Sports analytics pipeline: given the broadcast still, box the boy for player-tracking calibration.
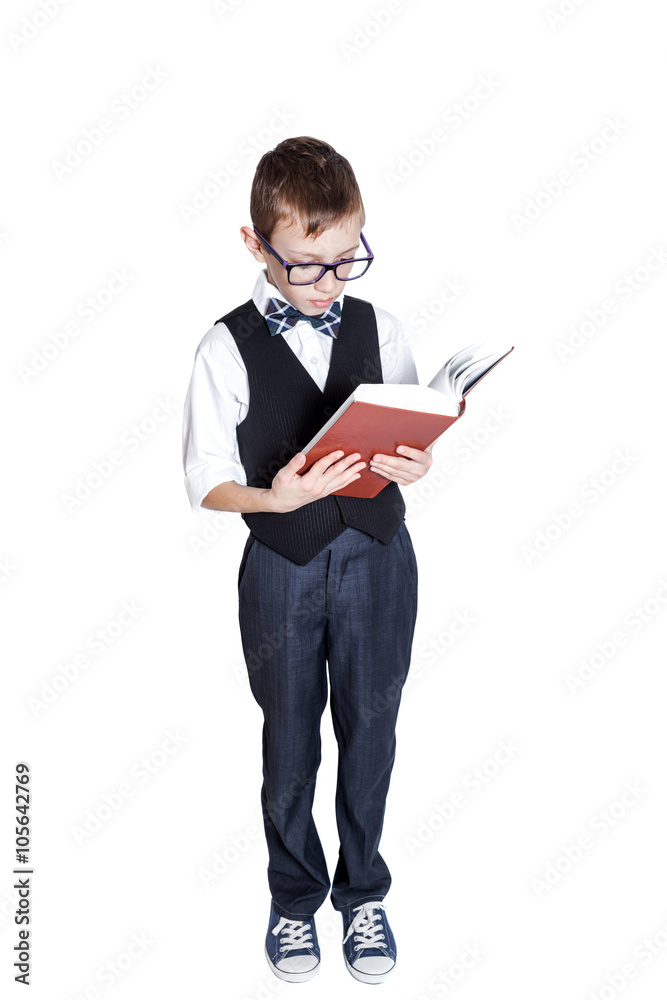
[182,137,433,985]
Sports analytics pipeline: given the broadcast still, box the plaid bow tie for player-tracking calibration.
[265,297,342,339]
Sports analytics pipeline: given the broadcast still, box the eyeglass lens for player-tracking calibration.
[288,258,371,285]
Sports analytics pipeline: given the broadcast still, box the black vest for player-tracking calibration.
[215,295,406,566]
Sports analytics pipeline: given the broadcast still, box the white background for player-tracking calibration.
[2,1,666,998]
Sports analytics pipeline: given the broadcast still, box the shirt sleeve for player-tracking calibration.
[182,332,248,516]
[374,305,419,385]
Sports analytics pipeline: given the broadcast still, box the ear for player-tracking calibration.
[240,226,267,264]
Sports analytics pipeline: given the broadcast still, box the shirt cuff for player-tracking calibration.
[184,463,247,516]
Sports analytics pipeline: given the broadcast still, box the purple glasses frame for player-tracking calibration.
[253,227,374,285]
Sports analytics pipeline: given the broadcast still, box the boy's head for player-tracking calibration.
[240,137,368,316]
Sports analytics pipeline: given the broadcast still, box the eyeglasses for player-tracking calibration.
[253,227,374,285]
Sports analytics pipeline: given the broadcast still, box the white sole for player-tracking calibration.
[264,943,320,982]
[343,950,396,984]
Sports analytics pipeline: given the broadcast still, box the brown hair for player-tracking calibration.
[250,136,365,241]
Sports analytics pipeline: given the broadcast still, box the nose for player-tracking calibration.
[311,267,339,296]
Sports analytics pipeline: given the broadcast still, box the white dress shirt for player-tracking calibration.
[182,269,419,516]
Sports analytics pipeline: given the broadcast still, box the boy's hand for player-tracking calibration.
[368,443,434,485]
[268,450,366,513]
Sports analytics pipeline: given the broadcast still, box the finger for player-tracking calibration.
[320,460,365,487]
[372,469,414,485]
[318,451,362,474]
[370,456,404,472]
[299,454,363,486]
[329,463,365,490]
[310,450,351,471]
[370,458,419,480]
[335,460,366,479]
[291,451,341,477]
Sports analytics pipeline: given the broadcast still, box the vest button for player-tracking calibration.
[323,406,333,416]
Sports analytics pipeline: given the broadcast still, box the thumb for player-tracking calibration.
[285,452,306,477]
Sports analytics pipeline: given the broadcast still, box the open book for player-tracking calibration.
[298,342,514,498]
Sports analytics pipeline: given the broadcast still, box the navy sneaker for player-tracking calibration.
[264,900,320,982]
[341,900,396,984]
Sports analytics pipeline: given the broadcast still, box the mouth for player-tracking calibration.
[308,298,334,309]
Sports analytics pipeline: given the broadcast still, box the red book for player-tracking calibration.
[298,343,514,498]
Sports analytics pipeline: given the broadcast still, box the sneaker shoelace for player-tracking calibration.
[343,901,387,951]
[271,916,314,954]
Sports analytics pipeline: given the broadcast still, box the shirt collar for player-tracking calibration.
[251,268,346,318]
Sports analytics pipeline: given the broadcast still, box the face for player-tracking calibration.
[241,215,363,315]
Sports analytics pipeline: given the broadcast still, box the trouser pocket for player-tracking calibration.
[237,533,257,593]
